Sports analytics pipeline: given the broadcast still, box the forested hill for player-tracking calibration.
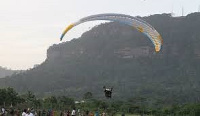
[0,66,21,78]
[1,13,200,105]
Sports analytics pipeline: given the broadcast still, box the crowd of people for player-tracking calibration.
[0,107,108,116]
[60,109,104,116]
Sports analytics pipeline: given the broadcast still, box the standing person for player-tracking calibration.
[77,109,81,116]
[1,107,5,116]
[71,108,76,116]
[26,109,34,116]
[94,111,99,116]
[89,112,94,116]
[10,108,14,116]
[38,110,41,116]
[30,108,36,116]
[42,109,46,116]
[59,111,64,116]
[66,110,70,116]
[101,111,106,116]
[85,110,89,116]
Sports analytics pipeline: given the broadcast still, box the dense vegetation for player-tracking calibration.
[0,13,200,108]
[1,88,200,116]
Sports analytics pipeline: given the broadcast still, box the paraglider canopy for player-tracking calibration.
[60,13,163,52]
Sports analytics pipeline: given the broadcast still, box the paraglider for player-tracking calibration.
[60,13,163,52]
[103,86,113,98]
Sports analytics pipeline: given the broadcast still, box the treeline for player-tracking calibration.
[1,88,200,116]
[0,87,75,110]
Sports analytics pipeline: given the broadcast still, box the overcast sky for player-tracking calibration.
[0,0,199,70]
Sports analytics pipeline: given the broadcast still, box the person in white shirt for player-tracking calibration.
[22,109,27,116]
[1,107,5,114]
[26,109,34,116]
[71,108,76,116]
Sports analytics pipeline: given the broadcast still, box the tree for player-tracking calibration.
[43,96,58,109]
[57,96,75,110]
[23,91,37,107]
[0,88,7,106]
[0,87,22,106]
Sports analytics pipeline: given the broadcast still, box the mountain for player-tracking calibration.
[1,13,200,105]
[0,66,21,78]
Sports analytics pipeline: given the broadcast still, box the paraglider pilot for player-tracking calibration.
[103,86,113,98]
